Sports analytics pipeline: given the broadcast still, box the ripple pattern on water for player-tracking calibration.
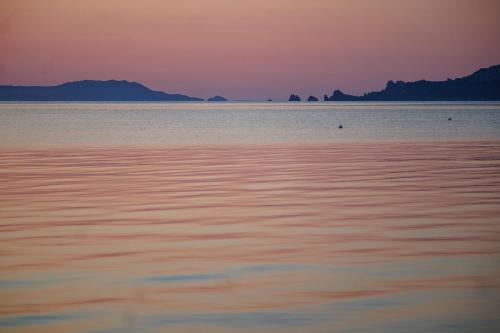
[1,141,500,332]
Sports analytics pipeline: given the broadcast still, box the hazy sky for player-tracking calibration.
[1,0,499,100]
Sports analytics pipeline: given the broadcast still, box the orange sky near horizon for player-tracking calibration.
[1,0,500,100]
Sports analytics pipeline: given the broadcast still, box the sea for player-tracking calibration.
[1,102,500,333]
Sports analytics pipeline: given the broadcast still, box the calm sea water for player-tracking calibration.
[0,102,500,146]
[1,102,500,333]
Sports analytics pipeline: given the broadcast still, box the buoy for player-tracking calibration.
[448,117,452,121]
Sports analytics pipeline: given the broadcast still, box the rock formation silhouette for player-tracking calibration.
[324,64,500,101]
[207,95,228,102]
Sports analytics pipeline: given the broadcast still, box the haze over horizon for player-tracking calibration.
[1,0,500,101]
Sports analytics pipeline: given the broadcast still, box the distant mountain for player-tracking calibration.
[307,95,319,102]
[0,80,203,101]
[289,94,301,101]
[325,64,500,101]
[207,95,228,102]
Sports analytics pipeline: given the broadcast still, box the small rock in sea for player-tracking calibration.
[338,124,343,129]
[207,95,228,102]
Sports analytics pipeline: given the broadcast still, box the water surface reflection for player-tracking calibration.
[1,142,500,332]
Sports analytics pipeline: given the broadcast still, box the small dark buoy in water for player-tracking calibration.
[338,124,343,129]
[448,117,452,121]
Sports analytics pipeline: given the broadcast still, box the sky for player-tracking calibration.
[1,0,500,101]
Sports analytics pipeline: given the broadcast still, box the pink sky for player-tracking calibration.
[1,0,500,100]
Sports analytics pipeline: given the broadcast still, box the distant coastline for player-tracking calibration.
[323,64,500,101]
[289,64,500,102]
[0,80,203,102]
[1,64,499,102]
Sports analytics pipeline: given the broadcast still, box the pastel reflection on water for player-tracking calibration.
[1,141,500,332]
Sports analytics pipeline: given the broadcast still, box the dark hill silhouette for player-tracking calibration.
[307,95,319,101]
[0,80,203,101]
[289,94,301,101]
[207,95,228,102]
[325,64,500,101]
